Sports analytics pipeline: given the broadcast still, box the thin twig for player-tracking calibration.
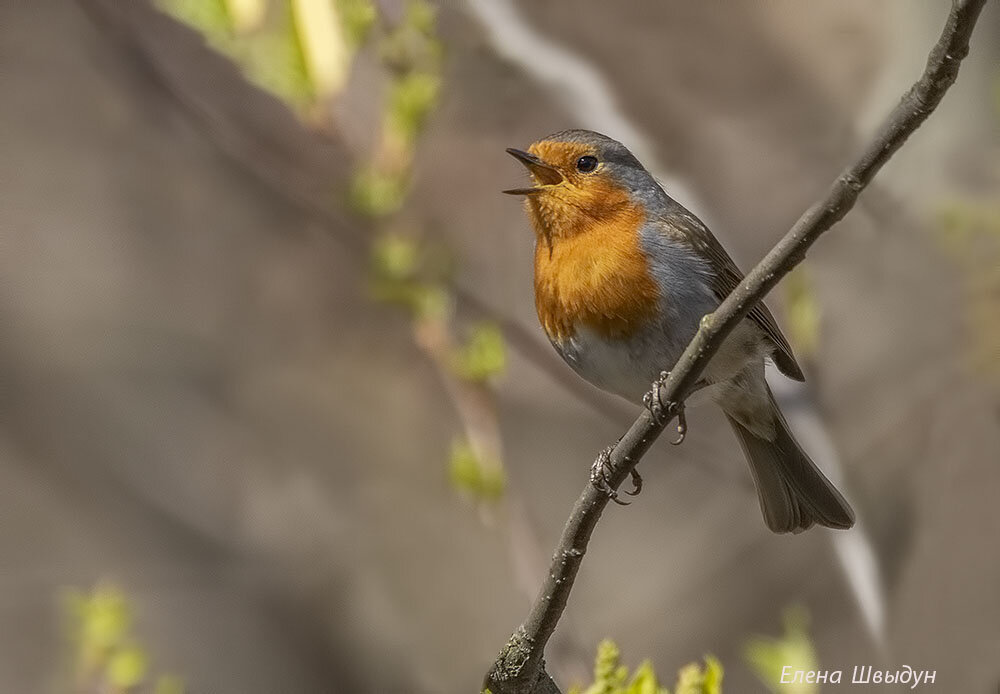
[483,1,988,691]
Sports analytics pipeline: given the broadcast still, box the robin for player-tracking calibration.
[504,129,854,533]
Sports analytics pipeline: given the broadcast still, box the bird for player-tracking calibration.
[504,129,854,534]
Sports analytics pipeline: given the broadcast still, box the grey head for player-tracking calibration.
[538,129,661,198]
[504,128,680,215]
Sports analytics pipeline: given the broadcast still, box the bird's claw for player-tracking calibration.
[643,371,687,445]
[590,444,642,505]
[625,466,643,496]
[670,405,687,445]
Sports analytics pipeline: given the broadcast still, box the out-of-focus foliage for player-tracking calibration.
[378,0,442,74]
[291,0,349,99]
[350,167,410,219]
[223,0,267,32]
[346,1,510,505]
[63,585,184,694]
[157,0,375,108]
[673,657,723,694]
[247,5,314,106]
[386,71,441,143]
[783,265,821,361]
[568,640,722,694]
[351,0,443,218]
[335,0,377,48]
[156,0,437,176]
[158,0,505,500]
[743,606,818,694]
[379,0,443,139]
[929,76,1000,383]
[451,323,507,383]
[448,437,506,501]
[158,0,231,44]
[935,200,1000,382]
[369,233,452,320]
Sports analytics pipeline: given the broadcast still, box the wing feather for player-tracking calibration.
[654,210,805,381]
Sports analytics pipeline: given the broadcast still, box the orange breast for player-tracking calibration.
[532,197,660,342]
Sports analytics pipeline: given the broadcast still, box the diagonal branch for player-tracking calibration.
[483,1,989,692]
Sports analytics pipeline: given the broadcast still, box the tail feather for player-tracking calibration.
[725,393,855,534]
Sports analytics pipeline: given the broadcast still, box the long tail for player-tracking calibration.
[725,391,855,534]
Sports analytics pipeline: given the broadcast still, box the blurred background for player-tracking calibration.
[3,1,999,692]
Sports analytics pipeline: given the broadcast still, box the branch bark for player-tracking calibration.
[483,1,989,692]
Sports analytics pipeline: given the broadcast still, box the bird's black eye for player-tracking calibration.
[575,155,598,173]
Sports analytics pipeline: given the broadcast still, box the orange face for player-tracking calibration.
[506,139,660,342]
[507,140,636,250]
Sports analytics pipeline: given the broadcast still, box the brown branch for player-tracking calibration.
[483,1,989,692]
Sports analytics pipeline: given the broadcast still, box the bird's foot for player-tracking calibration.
[589,444,642,505]
[643,371,688,445]
[590,445,626,505]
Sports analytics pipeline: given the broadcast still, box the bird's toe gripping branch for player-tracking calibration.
[589,443,642,505]
[643,371,687,445]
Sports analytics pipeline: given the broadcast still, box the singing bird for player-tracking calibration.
[505,129,854,533]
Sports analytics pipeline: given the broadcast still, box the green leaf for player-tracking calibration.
[350,167,409,217]
[62,585,186,694]
[336,0,377,48]
[79,587,133,652]
[450,323,506,382]
[448,438,505,501]
[572,640,692,694]
[291,0,358,99]
[106,643,149,689]
[701,656,723,694]
[591,639,628,693]
[448,438,481,494]
[625,661,667,694]
[223,0,266,32]
[591,640,628,694]
[744,606,817,694]
[242,3,314,106]
[674,656,723,694]
[156,0,233,45]
[372,233,419,281]
[386,71,441,143]
[158,0,318,108]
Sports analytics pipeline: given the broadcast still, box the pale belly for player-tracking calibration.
[552,325,675,403]
[551,319,771,407]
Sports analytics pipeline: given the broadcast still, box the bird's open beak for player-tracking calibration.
[503,148,563,195]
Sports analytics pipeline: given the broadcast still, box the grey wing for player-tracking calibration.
[658,210,806,382]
